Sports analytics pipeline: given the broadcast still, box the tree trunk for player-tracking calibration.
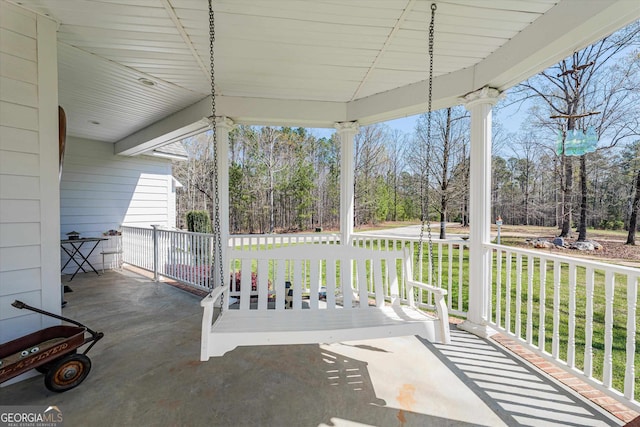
[559,157,574,236]
[268,169,275,233]
[626,167,640,245]
[393,173,398,221]
[524,170,530,226]
[440,108,452,239]
[577,155,588,241]
[559,134,574,237]
[440,198,447,239]
[462,145,469,227]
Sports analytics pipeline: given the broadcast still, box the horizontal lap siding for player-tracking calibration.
[60,136,174,273]
[0,1,60,343]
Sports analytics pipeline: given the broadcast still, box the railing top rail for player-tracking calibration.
[121,226,214,238]
[230,233,339,238]
[485,242,640,275]
[354,233,469,244]
[229,243,404,260]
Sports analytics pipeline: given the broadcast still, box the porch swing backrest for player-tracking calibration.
[199,244,450,359]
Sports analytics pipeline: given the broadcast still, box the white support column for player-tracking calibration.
[459,87,501,338]
[335,121,359,245]
[214,116,234,287]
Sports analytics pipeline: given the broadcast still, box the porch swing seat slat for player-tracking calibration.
[200,245,451,359]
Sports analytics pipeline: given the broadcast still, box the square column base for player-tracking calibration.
[457,320,497,339]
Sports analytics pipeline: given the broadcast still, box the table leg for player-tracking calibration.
[61,243,83,271]
[72,240,103,277]
[66,242,90,281]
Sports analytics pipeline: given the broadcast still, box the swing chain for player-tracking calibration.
[417,3,437,286]
[209,0,225,308]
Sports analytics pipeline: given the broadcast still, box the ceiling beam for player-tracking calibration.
[347,68,474,125]
[115,96,347,155]
[161,0,210,81]
[115,96,210,156]
[350,0,417,101]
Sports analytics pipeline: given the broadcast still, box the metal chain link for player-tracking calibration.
[208,0,224,308]
[418,3,437,286]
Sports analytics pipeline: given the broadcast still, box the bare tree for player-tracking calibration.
[385,129,407,221]
[354,124,388,226]
[415,107,469,238]
[513,23,640,239]
[509,133,542,225]
[626,141,640,244]
[628,168,640,245]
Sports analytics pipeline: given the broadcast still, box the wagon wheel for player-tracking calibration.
[44,353,91,392]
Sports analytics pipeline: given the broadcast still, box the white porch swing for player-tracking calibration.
[200,2,450,360]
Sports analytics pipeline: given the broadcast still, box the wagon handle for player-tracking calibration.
[11,300,103,349]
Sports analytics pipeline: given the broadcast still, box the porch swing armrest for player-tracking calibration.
[200,285,227,362]
[406,280,447,296]
[406,279,451,343]
[200,285,227,308]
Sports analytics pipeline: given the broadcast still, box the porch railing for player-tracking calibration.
[120,225,639,408]
[486,242,640,407]
[122,226,215,291]
[121,226,154,272]
[229,233,340,249]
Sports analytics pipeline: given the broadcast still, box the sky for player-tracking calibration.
[309,102,527,141]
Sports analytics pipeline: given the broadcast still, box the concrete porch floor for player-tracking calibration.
[1,270,622,426]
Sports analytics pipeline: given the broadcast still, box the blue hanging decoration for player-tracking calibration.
[556,131,562,156]
[584,126,598,153]
[556,127,598,156]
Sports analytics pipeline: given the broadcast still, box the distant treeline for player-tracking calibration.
[173,119,639,235]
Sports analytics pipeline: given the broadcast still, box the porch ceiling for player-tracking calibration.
[10,0,640,152]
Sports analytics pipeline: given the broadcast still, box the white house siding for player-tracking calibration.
[0,1,60,344]
[60,137,175,273]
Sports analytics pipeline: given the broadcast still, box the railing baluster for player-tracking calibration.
[603,270,615,388]
[505,251,512,334]
[567,263,577,368]
[448,243,453,313]
[458,242,463,313]
[151,225,159,281]
[488,246,494,326]
[552,261,561,360]
[515,254,522,339]
[418,240,424,283]
[495,248,502,328]
[624,274,637,400]
[538,259,546,352]
[526,255,533,345]
[584,266,594,378]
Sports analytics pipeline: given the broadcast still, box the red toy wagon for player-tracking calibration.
[0,301,103,392]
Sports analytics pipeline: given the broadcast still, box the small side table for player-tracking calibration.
[60,237,108,281]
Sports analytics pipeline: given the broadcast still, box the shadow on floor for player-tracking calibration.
[420,329,619,427]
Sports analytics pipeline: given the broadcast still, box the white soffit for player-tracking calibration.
[8,0,640,150]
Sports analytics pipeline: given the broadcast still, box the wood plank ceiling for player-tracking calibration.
[7,0,634,144]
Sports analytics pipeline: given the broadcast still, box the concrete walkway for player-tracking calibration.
[1,270,620,426]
